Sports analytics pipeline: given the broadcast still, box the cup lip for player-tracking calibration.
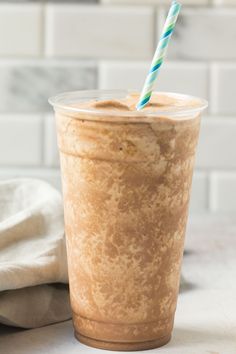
[48,89,208,119]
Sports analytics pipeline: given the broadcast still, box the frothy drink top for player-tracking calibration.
[69,92,203,121]
[54,91,205,165]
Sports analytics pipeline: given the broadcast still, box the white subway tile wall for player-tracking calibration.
[99,61,209,98]
[44,114,59,167]
[210,63,236,115]
[210,173,236,212]
[0,0,235,214]
[189,172,209,213]
[0,114,42,166]
[0,60,97,112]
[196,119,236,169]
[0,4,42,57]
[213,0,236,5]
[45,5,154,59]
[102,0,210,4]
[162,9,236,61]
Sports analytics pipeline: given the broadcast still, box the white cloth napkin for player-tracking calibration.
[0,178,71,328]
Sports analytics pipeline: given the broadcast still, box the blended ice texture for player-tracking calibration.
[54,92,202,350]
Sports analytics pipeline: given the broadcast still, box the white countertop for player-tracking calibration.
[1,215,236,354]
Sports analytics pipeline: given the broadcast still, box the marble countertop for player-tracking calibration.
[0,215,236,354]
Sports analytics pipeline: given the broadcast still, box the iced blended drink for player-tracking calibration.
[49,90,207,351]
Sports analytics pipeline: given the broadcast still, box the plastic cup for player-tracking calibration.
[49,90,207,351]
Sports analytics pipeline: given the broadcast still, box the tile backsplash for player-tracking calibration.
[0,60,97,112]
[45,5,154,59]
[0,0,235,214]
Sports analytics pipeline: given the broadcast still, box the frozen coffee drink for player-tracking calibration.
[49,90,207,351]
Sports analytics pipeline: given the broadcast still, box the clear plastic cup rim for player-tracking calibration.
[48,89,208,121]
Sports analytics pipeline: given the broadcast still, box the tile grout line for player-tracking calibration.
[206,171,211,212]
[208,171,216,212]
[209,62,218,115]
[206,61,211,108]
[40,2,46,58]
[41,114,46,167]
[43,1,50,59]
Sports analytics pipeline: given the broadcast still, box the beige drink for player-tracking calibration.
[49,90,207,351]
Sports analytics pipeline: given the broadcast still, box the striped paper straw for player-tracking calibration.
[136,1,181,110]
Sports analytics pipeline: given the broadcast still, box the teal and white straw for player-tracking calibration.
[136,1,181,110]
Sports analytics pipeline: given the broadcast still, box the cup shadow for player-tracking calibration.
[180,248,198,293]
[179,276,198,293]
[183,249,195,256]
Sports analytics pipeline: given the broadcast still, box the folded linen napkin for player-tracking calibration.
[0,178,71,328]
